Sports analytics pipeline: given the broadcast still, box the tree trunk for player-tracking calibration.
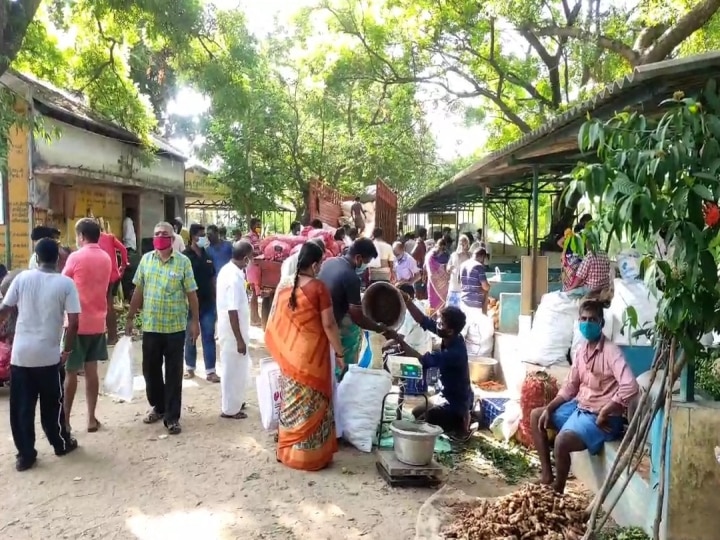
[0,1,43,78]
[541,191,583,251]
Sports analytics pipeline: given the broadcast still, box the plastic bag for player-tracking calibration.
[489,400,521,442]
[256,357,282,431]
[103,336,134,402]
[336,365,392,452]
[617,249,641,281]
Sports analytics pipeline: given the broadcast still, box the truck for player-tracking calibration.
[256,178,398,329]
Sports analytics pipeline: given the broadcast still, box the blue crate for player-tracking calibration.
[480,397,510,428]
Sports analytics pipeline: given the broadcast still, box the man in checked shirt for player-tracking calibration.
[530,300,639,493]
[126,222,200,436]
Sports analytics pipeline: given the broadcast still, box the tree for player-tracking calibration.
[2,0,210,143]
[177,10,443,220]
[310,0,720,230]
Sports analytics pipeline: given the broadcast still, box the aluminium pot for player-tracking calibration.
[390,420,443,466]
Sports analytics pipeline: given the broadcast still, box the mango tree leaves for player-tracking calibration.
[571,81,720,343]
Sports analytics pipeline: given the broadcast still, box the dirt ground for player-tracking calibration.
[0,327,515,540]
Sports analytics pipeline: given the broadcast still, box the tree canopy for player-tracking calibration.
[2,0,720,229]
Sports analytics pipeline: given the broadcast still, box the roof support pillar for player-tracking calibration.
[530,166,540,314]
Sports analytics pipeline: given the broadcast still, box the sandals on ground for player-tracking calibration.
[220,411,248,419]
[166,422,182,435]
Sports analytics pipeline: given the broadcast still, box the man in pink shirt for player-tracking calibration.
[62,218,112,433]
[98,229,128,344]
[530,299,639,493]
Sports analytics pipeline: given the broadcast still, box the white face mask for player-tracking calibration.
[197,236,209,248]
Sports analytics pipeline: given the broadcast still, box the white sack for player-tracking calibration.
[609,278,659,346]
[103,336,134,402]
[336,365,392,452]
[461,305,494,357]
[523,291,579,367]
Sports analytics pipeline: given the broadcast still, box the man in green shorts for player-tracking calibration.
[62,218,113,433]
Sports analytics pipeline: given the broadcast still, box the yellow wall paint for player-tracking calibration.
[185,167,226,204]
[70,185,123,239]
[0,119,31,268]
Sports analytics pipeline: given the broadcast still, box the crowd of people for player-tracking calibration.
[0,217,258,472]
[0,212,630,487]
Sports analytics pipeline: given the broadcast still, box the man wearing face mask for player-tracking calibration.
[182,224,219,383]
[384,296,473,437]
[317,238,385,379]
[126,222,200,435]
[530,300,638,494]
[216,240,253,419]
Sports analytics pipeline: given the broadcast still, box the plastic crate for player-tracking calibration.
[479,397,510,428]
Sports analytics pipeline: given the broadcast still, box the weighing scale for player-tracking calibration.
[375,356,445,488]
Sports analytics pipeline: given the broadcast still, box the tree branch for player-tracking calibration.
[526,25,640,66]
[640,0,720,65]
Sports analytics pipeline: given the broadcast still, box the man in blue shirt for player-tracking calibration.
[385,294,473,436]
[206,224,233,272]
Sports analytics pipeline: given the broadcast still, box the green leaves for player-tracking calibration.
[573,80,720,343]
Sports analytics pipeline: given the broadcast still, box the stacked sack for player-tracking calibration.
[516,371,559,448]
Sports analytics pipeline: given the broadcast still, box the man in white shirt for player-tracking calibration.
[368,227,394,283]
[1,239,82,471]
[216,240,253,419]
[123,209,137,252]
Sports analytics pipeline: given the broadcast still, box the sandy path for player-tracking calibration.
[0,328,512,540]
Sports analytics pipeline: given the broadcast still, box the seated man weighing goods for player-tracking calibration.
[385,291,473,436]
[530,300,639,493]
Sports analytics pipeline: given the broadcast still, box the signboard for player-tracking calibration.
[184,167,223,200]
[428,213,457,226]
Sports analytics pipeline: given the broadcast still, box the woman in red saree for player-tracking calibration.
[425,238,450,310]
[264,242,344,471]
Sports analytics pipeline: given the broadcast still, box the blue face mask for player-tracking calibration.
[197,236,209,248]
[578,320,603,341]
[356,263,368,275]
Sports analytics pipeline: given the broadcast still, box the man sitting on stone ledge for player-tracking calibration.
[530,299,639,493]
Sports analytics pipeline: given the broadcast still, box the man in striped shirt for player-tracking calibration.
[460,247,490,312]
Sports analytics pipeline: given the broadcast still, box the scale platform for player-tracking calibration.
[375,449,444,488]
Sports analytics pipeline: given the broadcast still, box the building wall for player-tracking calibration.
[35,119,185,193]
[0,114,32,268]
[667,400,720,540]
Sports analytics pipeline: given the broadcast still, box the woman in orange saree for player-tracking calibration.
[264,242,345,471]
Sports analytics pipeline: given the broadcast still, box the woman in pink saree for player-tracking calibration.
[425,238,450,310]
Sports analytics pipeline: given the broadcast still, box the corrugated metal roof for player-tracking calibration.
[2,70,186,160]
[408,51,720,212]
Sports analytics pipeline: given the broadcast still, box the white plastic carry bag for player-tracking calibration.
[336,365,392,452]
[256,357,282,431]
[103,336,134,402]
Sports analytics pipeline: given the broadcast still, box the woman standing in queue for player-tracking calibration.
[425,237,450,312]
[264,242,344,471]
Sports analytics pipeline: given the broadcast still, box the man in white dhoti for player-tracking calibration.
[216,240,254,419]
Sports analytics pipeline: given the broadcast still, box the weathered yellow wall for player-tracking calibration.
[667,400,720,540]
[0,117,31,268]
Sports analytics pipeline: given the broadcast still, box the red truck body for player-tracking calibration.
[257,178,398,328]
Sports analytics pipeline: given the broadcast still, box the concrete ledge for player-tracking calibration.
[572,441,658,537]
